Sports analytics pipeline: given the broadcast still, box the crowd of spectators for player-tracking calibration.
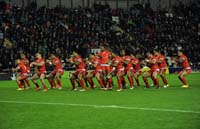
[0,1,200,71]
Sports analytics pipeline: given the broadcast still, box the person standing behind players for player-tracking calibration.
[131,53,142,86]
[30,53,48,92]
[154,50,169,88]
[121,50,134,89]
[142,52,160,89]
[20,53,31,89]
[47,53,64,90]
[98,45,112,88]
[69,51,86,91]
[12,59,29,91]
[176,50,192,88]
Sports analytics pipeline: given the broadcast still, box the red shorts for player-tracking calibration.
[125,67,134,73]
[134,69,142,74]
[181,68,192,75]
[113,69,125,76]
[51,69,64,76]
[19,74,28,79]
[36,71,47,76]
[74,69,86,76]
[149,69,160,74]
[90,69,103,76]
[101,65,112,74]
[159,67,167,73]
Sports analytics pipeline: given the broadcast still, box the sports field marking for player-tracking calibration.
[0,100,199,114]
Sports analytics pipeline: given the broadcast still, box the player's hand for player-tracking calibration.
[145,59,150,62]
[30,62,35,67]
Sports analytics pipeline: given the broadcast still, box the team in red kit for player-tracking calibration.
[13,45,192,92]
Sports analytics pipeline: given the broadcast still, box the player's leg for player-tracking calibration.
[142,72,151,88]
[55,71,64,90]
[106,66,113,88]
[24,78,31,89]
[95,71,105,89]
[116,71,123,91]
[178,70,189,88]
[16,76,25,90]
[39,73,48,92]
[31,73,40,91]
[127,70,134,89]
[70,73,77,91]
[160,69,169,88]
[86,72,95,89]
[47,72,56,89]
[134,72,140,86]
[152,71,160,89]
[78,72,86,91]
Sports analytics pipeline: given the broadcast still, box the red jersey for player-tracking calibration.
[98,51,111,64]
[73,56,85,70]
[17,62,28,75]
[122,56,133,69]
[34,58,46,73]
[91,57,102,70]
[52,57,63,71]
[179,55,191,69]
[112,56,124,70]
[149,56,159,71]
[21,58,30,72]
[132,57,141,71]
[156,54,167,68]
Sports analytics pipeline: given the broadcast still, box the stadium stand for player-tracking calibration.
[0,1,200,71]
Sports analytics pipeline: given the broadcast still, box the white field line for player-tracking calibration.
[0,100,199,114]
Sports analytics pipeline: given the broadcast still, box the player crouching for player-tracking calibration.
[109,53,126,91]
[13,59,29,91]
[68,51,86,91]
[47,53,64,90]
[121,50,134,89]
[142,52,160,89]
[30,53,48,92]
[176,50,192,88]
[86,53,105,90]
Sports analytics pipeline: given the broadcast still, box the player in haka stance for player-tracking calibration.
[69,50,86,91]
[142,52,160,89]
[176,50,192,88]
[85,53,105,90]
[30,53,48,92]
[20,53,31,89]
[121,50,134,89]
[98,45,113,88]
[131,53,142,86]
[109,53,126,91]
[154,50,169,88]
[13,59,29,90]
[47,53,64,90]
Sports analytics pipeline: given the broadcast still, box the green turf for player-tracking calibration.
[0,72,200,129]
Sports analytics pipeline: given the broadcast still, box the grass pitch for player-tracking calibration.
[0,72,200,129]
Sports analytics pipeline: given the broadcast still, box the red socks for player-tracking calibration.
[70,79,76,89]
[97,79,105,88]
[117,77,122,89]
[161,76,168,85]
[48,79,56,88]
[57,79,62,88]
[128,76,134,87]
[79,79,85,89]
[87,78,94,89]
[179,76,187,85]
[143,77,149,88]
